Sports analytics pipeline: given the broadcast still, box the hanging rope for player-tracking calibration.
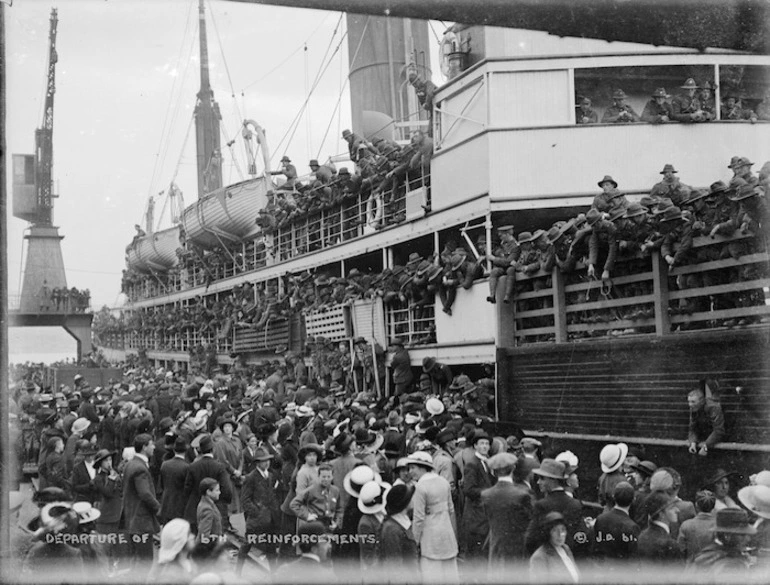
[316,17,371,157]
[146,0,197,206]
[271,13,346,160]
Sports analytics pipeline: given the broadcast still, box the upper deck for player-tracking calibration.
[431,33,770,212]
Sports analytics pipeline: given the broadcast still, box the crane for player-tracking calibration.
[35,8,58,226]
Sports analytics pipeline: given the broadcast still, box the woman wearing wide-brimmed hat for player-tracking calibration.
[529,512,580,584]
[702,468,740,511]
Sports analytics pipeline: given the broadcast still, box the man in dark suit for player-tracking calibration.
[158,437,190,524]
[482,452,533,570]
[122,433,160,577]
[637,491,684,563]
[525,459,587,556]
[182,433,232,532]
[70,445,98,503]
[388,338,413,398]
[237,446,281,574]
[593,481,641,573]
[461,430,496,572]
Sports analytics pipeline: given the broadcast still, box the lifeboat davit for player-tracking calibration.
[181,176,272,249]
[126,225,182,272]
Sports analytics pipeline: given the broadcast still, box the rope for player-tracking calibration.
[146,0,197,207]
[316,16,370,158]
[271,13,346,161]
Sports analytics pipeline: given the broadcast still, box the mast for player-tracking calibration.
[194,0,222,198]
[35,8,58,226]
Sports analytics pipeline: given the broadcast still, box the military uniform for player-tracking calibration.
[487,227,520,303]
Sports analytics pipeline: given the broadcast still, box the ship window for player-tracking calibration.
[347,251,383,276]
[392,235,434,267]
[719,65,770,114]
[574,64,714,122]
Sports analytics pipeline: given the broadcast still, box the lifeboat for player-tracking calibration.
[125,225,182,272]
[181,176,273,249]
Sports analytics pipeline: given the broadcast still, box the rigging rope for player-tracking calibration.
[239,12,334,92]
[146,0,196,209]
[272,13,346,161]
[316,16,371,158]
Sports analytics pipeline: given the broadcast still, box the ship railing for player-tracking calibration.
[385,299,437,346]
[510,231,770,345]
[125,169,431,300]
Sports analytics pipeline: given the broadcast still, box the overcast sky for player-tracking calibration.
[6,0,441,311]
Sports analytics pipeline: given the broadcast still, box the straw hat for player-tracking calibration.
[738,485,770,520]
[344,465,381,498]
[357,481,391,515]
[405,451,435,471]
[599,443,628,473]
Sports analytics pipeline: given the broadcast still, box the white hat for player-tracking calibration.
[751,470,770,487]
[296,405,315,418]
[599,443,628,473]
[158,518,192,564]
[72,501,101,524]
[40,502,76,533]
[71,418,91,435]
[405,451,435,470]
[426,397,445,416]
[404,413,421,425]
[344,465,380,498]
[358,481,391,515]
[738,485,770,520]
[556,451,579,471]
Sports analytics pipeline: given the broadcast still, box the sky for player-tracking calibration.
[5,0,443,313]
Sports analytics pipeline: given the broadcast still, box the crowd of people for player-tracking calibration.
[34,281,91,314]
[7,360,770,584]
[576,78,770,125]
[482,156,769,337]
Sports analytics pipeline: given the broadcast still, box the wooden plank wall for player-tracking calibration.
[498,327,770,445]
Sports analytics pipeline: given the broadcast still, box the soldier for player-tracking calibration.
[587,208,618,281]
[341,129,377,163]
[728,157,758,188]
[601,89,640,123]
[575,96,598,124]
[593,175,629,213]
[699,81,718,119]
[721,93,757,122]
[269,155,298,190]
[641,87,673,124]
[660,206,694,269]
[672,78,710,122]
[650,164,692,206]
[484,225,520,304]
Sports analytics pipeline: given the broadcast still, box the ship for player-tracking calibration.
[106,1,770,493]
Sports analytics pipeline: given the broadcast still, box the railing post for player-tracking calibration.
[651,252,671,336]
[552,268,568,343]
